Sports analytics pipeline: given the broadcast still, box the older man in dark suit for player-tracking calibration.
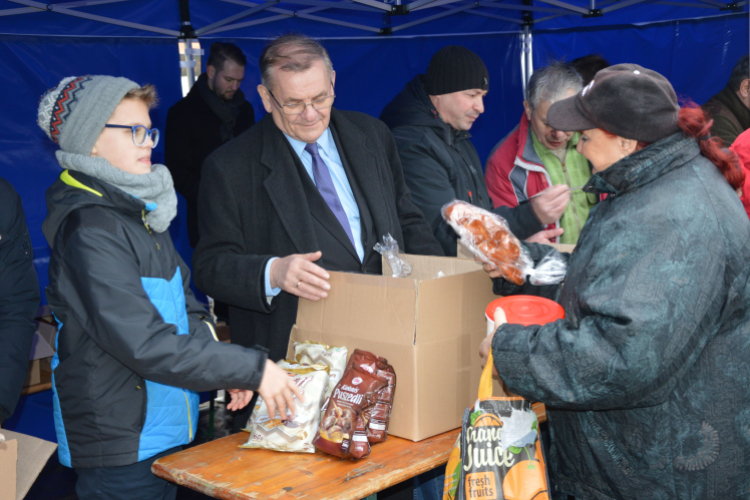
[193,34,442,387]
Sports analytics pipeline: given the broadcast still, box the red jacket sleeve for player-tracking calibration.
[485,126,523,209]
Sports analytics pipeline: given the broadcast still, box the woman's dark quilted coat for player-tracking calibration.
[492,133,750,499]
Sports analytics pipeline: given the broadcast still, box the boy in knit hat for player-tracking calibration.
[38,75,302,500]
[379,46,567,256]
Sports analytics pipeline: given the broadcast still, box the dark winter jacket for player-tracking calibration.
[491,133,750,499]
[43,170,267,469]
[165,76,255,247]
[379,75,542,255]
[703,84,750,146]
[0,177,40,425]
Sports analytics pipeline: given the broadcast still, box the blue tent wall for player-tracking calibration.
[533,14,749,105]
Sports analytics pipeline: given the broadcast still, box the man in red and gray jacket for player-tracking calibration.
[485,62,596,245]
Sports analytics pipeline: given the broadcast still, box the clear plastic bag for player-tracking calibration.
[242,361,329,453]
[374,233,412,278]
[442,200,566,286]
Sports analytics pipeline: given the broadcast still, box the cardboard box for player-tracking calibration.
[289,254,499,442]
[0,436,16,500]
[0,430,57,500]
[23,360,41,387]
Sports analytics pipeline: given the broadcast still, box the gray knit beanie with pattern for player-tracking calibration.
[37,75,139,155]
[37,75,178,233]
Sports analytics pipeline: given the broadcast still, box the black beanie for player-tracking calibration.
[424,46,489,96]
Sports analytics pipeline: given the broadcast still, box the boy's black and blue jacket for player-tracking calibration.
[43,169,267,469]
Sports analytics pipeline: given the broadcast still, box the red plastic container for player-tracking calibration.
[485,295,565,334]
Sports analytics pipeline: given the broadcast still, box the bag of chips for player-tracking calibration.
[294,341,348,402]
[241,361,329,454]
[313,349,394,459]
[442,352,550,500]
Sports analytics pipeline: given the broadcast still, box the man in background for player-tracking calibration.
[571,53,610,85]
[485,62,595,245]
[165,42,255,249]
[703,55,750,146]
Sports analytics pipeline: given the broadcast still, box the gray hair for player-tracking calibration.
[526,62,583,110]
[259,33,334,91]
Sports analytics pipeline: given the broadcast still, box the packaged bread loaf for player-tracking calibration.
[241,361,329,453]
[313,349,394,459]
[442,200,567,286]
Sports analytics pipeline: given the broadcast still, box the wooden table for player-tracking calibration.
[152,429,460,500]
[152,403,545,500]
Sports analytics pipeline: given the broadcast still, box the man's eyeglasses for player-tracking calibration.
[104,125,160,148]
[266,87,335,116]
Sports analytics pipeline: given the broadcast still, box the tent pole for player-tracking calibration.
[178,0,201,97]
[521,0,533,98]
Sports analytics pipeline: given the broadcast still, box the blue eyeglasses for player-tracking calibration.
[104,124,160,148]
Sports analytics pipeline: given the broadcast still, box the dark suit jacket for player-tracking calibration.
[164,83,255,247]
[193,109,443,361]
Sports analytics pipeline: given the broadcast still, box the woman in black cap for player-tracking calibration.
[480,64,750,499]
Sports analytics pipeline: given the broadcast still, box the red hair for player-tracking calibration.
[677,103,744,190]
[599,103,744,190]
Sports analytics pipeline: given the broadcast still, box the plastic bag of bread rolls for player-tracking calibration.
[442,200,566,285]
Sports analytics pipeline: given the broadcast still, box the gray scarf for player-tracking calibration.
[56,151,177,233]
[196,72,245,144]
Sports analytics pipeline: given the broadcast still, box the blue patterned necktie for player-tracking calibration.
[304,142,356,248]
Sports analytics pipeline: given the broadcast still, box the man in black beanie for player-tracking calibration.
[380,46,567,256]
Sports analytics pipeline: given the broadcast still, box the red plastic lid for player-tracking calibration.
[485,296,565,326]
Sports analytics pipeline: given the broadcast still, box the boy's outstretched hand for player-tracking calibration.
[258,360,305,420]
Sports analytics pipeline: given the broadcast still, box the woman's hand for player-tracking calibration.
[480,308,507,377]
[226,389,254,411]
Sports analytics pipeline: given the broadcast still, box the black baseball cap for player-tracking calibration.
[546,63,680,143]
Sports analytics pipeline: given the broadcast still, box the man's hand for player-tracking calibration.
[530,185,570,225]
[270,251,330,301]
[258,360,305,420]
[525,227,564,244]
[479,308,506,377]
[226,389,254,411]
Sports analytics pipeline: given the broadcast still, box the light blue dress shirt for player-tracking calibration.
[264,128,364,296]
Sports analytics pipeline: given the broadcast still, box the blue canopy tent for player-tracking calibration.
[0,0,747,303]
